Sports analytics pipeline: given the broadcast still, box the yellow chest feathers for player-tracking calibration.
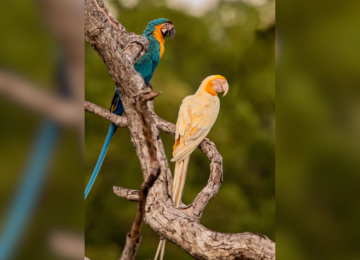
[153,24,165,59]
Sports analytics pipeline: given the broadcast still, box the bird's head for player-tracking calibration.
[144,18,175,40]
[201,75,229,97]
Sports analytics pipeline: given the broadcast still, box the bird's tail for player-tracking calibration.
[154,157,190,260]
[173,157,190,207]
[84,123,117,199]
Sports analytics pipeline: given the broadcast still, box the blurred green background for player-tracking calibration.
[85,0,275,259]
[0,1,83,259]
[277,0,360,259]
[4,0,360,259]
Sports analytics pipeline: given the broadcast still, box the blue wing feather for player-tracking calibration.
[135,55,153,83]
[135,38,160,84]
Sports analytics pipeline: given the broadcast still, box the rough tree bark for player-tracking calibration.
[85,0,275,259]
[120,91,162,260]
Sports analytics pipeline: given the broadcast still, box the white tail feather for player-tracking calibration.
[154,157,190,260]
[173,157,190,207]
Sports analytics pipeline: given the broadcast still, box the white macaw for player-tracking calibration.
[155,75,229,260]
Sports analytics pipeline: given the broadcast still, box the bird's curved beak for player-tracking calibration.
[162,26,176,40]
[222,81,229,97]
[212,79,229,97]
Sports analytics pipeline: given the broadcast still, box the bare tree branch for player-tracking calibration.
[120,234,142,260]
[85,0,148,89]
[120,91,162,260]
[179,138,224,219]
[113,186,139,202]
[84,101,128,127]
[85,0,275,259]
[0,71,80,127]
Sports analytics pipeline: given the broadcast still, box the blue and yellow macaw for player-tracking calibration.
[85,18,175,199]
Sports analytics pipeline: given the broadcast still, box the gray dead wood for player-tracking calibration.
[120,91,162,260]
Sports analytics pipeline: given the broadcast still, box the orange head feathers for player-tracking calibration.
[152,22,175,59]
[200,75,229,97]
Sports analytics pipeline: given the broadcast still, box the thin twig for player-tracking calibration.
[84,101,128,127]
[113,186,139,202]
[0,71,80,126]
[119,91,161,260]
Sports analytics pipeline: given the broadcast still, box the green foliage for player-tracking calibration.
[85,0,275,259]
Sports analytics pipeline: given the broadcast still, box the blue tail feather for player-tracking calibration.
[85,123,117,199]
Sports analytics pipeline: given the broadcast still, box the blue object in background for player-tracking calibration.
[0,121,59,260]
[0,50,70,260]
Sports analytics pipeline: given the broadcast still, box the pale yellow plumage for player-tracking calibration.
[172,77,221,206]
[155,75,229,260]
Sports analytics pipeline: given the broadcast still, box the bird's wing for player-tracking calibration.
[172,95,219,162]
[134,39,160,84]
[134,53,153,82]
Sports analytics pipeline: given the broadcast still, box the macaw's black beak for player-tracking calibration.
[169,27,175,40]
[163,27,176,40]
